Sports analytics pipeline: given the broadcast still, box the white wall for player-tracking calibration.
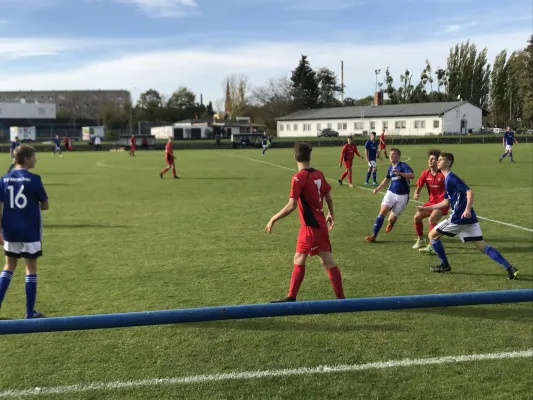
[151,126,174,139]
[442,103,482,134]
[0,103,56,119]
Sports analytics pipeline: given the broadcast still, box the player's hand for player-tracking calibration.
[372,188,379,194]
[416,205,428,212]
[461,209,472,219]
[339,163,342,168]
[265,219,275,233]
[413,193,420,201]
[392,169,401,176]
[326,214,334,231]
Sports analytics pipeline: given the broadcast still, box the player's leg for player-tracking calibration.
[383,148,388,158]
[366,203,391,242]
[508,146,515,162]
[365,165,372,184]
[347,164,353,186]
[171,163,179,178]
[160,161,171,178]
[419,209,444,253]
[24,258,41,318]
[0,255,18,310]
[372,166,378,185]
[386,194,408,232]
[499,146,509,161]
[413,208,431,249]
[339,168,348,183]
[318,252,345,299]
[427,220,459,272]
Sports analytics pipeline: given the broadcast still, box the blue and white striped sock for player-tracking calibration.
[0,270,14,307]
[25,275,38,316]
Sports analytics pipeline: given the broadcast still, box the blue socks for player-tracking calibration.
[431,239,449,266]
[500,152,508,159]
[25,275,37,315]
[0,270,13,306]
[509,151,514,160]
[484,245,511,269]
[372,170,377,183]
[366,171,371,183]
[373,214,385,237]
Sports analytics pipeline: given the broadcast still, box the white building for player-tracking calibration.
[276,101,486,137]
[0,102,56,119]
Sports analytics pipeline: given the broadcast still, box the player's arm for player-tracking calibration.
[413,184,424,200]
[461,189,474,218]
[41,200,49,210]
[417,198,449,211]
[373,177,390,193]
[325,192,335,230]
[265,198,297,233]
[354,145,362,158]
[365,148,369,162]
[339,147,345,166]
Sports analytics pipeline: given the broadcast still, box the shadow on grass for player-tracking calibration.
[451,271,533,281]
[44,172,84,175]
[44,224,131,229]
[403,305,533,323]
[44,183,77,186]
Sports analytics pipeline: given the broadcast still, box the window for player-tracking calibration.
[342,122,347,130]
[382,121,388,129]
[395,120,406,129]
[414,120,425,129]
[303,123,311,131]
[370,121,375,129]
[279,124,284,131]
[337,122,343,130]
[303,124,307,131]
[293,124,298,131]
[327,123,332,129]
[354,122,364,129]
[433,120,439,128]
[316,123,321,131]
[286,124,291,131]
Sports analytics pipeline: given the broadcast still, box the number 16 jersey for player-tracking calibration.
[0,169,48,243]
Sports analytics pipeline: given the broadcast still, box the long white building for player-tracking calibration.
[0,102,56,119]
[276,101,486,137]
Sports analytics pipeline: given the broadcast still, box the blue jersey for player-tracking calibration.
[10,141,20,156]
[444,171,478,225]
[261,135,268,146]
[0,169,48,242]
[52,138,60,147]
[386,161,413,195]
[503,131,515,146]
[365,140,378,161]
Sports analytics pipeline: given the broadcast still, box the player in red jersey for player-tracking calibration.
[265,142,345,302]
[159,137,179,179]
[377,129,388,159]
[338,136,363,187]
[129,135,136,157]
[412,149,449,252]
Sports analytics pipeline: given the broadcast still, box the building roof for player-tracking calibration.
[276,101,488,121]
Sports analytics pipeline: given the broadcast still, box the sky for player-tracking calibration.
[0,0,531,109]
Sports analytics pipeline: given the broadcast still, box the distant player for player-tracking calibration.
[265,142,345,302]
[0,145,49,318]
[130,135,136,157]
[498,127,517,163]
[52,135,62,158]
[412,149,448,252]
[160,137,179,179]
[261,133,268,156]
[377,129,388,159]
[7,136,20,173]
[338,136,363,187]
[417,152,519,279]
[365,148,414,242]
[63,136,69,152]
[364,132,379,185]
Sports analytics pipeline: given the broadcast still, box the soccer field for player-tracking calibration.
[0,143,532,399]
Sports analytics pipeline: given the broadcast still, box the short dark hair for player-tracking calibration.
[370,131,376,136]
[294,142,312,162]
[390,147,401,156]
[14,145,36,165]
[440,152,454,166]
[428,149,441,158]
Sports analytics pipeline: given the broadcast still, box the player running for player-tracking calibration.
[338,136,362,187]
[7,136,20,173]
[412,149,449,252]
[159,137,179,179]
[498,127,517,163]
[261,133,269,156]
[51,135,62,158]
[365,148,415,242]
[266,142,345,302]
[417,152,519,279]
[0,145,49,318]
[130,135,136,157]
[377,129,388,159]
[365,132,379,185]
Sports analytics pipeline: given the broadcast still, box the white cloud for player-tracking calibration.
[112,0,197,17]
[0,31,529,108]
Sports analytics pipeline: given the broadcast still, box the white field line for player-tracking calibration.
[0,350,530,397]
[96,160,157,171]
[216,152,533,233]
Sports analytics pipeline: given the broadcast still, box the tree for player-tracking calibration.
[206,101,215,117]
[435,67,448,94]
[167,87,196,109]
[252,76,294,118]
[223,74,250,118]
[315,67,343,107]
[342,97,357,106]
[137,89,164,122]
[522,35,533,127]
[490,50,509,126]
[398,69,414,103]
[290,54,319,110]
[384,66,399,104]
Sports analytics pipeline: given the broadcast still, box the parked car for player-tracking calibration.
[317,128,339,137]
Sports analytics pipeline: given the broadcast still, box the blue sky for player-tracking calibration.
[0,0,531,108]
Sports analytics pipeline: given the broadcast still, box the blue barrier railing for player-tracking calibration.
[1,289,531,335]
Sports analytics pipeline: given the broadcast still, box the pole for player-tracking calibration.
[509,91,512,127]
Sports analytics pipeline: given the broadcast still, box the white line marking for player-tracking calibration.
[96,160,157,171]
[0,350,530,397]
[216,152,533,233]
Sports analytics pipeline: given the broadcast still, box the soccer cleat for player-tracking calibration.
[338,179,343,185]
[510,160,516,163]
[364,181,370,185]
[507,266,519,280]
[431,264,451,273]
[419,244,436,254]
[159,173,163,179]
[498,159,502,163]
[373,182,378,186]
[385,222,394,232]
[270,296,296,303]
[365,234,376,243]
[348,184,353,188]
[174,176,180,179]
[412,237,426,249]
[25,310,43,319]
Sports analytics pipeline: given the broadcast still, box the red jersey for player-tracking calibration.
[339,143,361,162]
[416,169,446,203]
[165,142,174,158]
[290,168,331,229]
[379,132,386,146]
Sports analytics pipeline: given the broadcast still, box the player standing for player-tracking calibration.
[365,148,414,242]
[52,135,62,158]
[7,136,20,173]
[498,127,517,163]
[0,145,49,318]
[338,136,363,188]
[417,152,519,279]
[365,132,379,185]
[377,129,388,159]
[265,142,345,302]
[412,149,448,251]
[130,135,136,157]
[261,133,269,156]
[159,137,179,179]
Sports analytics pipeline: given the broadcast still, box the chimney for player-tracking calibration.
[200,93,203,105]
[374,91,384,106]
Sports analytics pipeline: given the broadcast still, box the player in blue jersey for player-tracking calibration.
[364,132,379,185]
[365,148,414,242]
[52,135,63,158]
[417,152,519,279]
[261,133,269,156]
[498,127,517,163]
[7,136,20,173]
[0,145,49,318]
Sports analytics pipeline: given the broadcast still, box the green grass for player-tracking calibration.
[0,143,532,399]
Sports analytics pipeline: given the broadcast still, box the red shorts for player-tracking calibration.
[424,200,449,215]
[131,146,136,151]
[343,160,353,169]
[379,144,386,150]
[166,157,174,166]
[296,226,331,256]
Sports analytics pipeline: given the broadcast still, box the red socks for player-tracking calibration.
[288,264,305,298]
[327,266,345,299]
[415,221,423,237]
[347,170,352,184]
[340,171,348,181]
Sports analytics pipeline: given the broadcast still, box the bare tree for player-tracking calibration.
[222,74,250,118]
